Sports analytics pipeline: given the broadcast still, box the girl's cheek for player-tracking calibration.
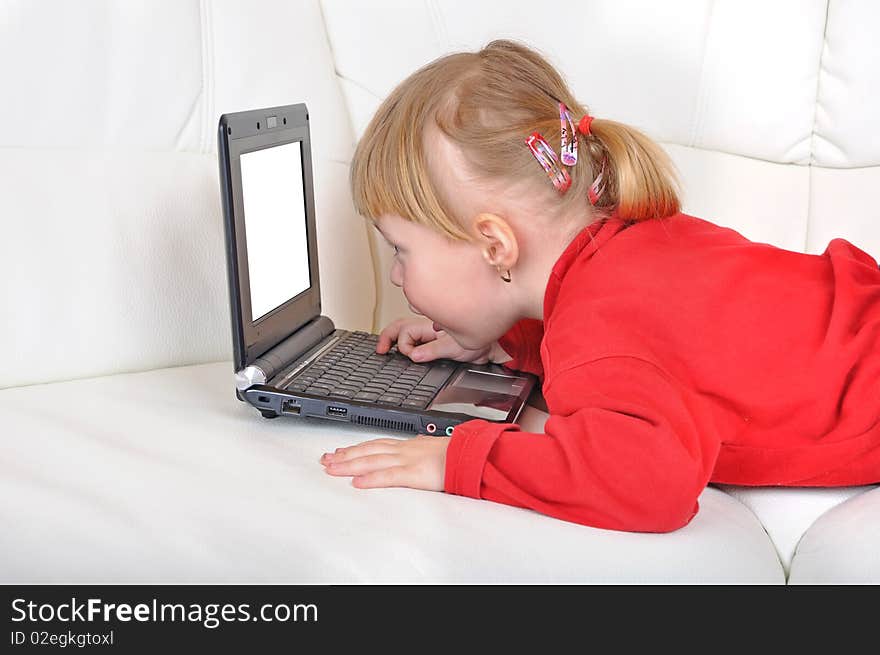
[390,260,404,287]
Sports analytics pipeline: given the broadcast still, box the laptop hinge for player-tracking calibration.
[234,315,335,391]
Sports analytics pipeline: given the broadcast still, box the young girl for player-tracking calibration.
[319,39,880,533]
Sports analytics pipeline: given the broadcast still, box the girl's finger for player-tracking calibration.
[397,322,438,357]
[352,466,410,489]
[324,453,400,477]
[376,320,404,353]
[324,438,404,462]
[396,327,417,356]
[411,332,460,362]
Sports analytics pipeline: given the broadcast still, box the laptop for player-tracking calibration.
[217,103,538,436]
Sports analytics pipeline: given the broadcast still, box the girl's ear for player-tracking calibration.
[473,212,519,270]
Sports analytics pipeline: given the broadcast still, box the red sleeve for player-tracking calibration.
[496,318,544,380]
[444,356,721,533]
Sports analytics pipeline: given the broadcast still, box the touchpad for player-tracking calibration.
[428,368,529,421]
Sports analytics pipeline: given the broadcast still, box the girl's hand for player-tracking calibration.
[377,317,497,364]
[320,435,450,491]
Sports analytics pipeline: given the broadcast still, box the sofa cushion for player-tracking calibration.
[786,485,880,584]
[712,484,878,577]
[0,361,784,583]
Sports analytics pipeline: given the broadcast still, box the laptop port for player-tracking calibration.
[281,400,301,415]
[327,406,348,417]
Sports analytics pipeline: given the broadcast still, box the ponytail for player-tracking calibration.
[586,118,682,221]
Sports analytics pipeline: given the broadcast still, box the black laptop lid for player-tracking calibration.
[217,104,322,371]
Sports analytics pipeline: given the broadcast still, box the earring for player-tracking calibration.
[499,268,511,283]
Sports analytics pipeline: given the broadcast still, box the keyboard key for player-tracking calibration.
[329,389,355,399]
[354,391,381,402]
[401,398,429,409]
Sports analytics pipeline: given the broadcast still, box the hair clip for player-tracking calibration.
[559,103,577,166]
[525,132,571,193]
[588,157,608,205]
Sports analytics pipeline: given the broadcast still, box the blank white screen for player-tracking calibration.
[239,141,311,322]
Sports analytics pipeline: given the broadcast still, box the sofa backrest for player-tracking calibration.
[1,0,374,389]
[320,0,880,330]
[5,0,880,389]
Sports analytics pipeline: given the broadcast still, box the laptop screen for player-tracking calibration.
[239,141,312,322]
[219,104,324,371]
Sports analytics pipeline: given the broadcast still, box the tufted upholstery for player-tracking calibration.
[0,0,373,390]
[1,0,877,583]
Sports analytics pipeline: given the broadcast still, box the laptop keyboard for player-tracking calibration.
[285,331,452,409]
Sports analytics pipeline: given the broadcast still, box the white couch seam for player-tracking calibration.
[317,2,382,331]
[198,0,215,155]
[805,0,831,253]
[689,0,716,148]
[427,0,451,50]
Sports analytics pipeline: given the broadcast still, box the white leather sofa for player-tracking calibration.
[2,0,878,584]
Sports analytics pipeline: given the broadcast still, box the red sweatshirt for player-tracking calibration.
[444,211,880,533]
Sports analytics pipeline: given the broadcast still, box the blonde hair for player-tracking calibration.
[351,39,682,242]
